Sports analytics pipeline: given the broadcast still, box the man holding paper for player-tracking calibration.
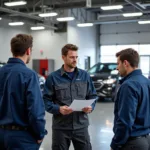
[43,44,97,150]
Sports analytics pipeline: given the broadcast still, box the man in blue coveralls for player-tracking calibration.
[43,44,97,150]
[110,48,150,150]
[0,34,47,150]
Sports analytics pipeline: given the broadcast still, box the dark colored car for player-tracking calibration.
[88,63,119,101]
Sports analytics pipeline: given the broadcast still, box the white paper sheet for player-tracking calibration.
[69,99,96,111]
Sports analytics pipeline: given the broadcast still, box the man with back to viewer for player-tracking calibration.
[0,34,47,150]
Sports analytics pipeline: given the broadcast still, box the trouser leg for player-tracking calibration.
[122,136,150,150]
[72,127,92,150]
[52,129,71,150]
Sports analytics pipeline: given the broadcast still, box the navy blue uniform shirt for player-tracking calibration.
[0,58,47,140]
[111,69,150,150]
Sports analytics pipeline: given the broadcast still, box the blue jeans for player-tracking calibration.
[0,128,41,150]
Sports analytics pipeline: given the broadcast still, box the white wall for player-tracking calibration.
[67,20,97,69]
[100,23,150,45]
[29,30,67,70]
[0,20,29,62]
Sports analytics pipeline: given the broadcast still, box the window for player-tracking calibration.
[101,45,117,56]
[117,45,139,53]
[139,45,150,55]
[88,63,117,74]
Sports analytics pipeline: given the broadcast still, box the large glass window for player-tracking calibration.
[139,45,150,55]
[88,63,117,74]
[117,45,139,53]
[100,44,150,78]
[101,45,117,63]
[101,45,117,56]
[101,56,116,63]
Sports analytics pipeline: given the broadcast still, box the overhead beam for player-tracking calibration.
[0,7,42,21]
[125,0,145,12]
[0,6,57,30]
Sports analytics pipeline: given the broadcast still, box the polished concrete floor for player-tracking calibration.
[40,100,114,150]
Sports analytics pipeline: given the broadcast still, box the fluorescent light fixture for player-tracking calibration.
[4,1,27,6]
[101,5,123,10]
[77,23,93,27]
[0,17,1,20]
[9,22,24,26]
[123,12,143,17]
[57,17,75,22]
[138,20,150,24]
[31,26,45,30]
[39,12,58,17]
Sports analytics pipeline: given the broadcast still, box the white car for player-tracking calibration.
[38,74,46,92]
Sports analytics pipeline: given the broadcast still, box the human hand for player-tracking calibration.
[60,106,73,115]
[37,139,43,144]
[82,106,92,113]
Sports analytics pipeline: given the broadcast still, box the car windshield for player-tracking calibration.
[88,63,117,74]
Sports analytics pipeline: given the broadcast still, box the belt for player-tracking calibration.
[128,134,149,141]
[0,125,28,131]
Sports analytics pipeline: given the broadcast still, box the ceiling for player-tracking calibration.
[1,0,150,29]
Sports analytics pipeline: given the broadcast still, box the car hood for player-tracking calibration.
[89,73,118,81]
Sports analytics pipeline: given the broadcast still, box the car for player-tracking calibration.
[88,62,119,101]
[0,62,6,68]
[38,74,46,92]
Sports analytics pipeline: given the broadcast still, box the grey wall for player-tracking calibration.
[68,20,97,69]
[28,30,67,70]
[100,23,150,45]
[0,19,29,62]
[0,17,97,71]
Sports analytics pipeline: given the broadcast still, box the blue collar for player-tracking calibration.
[7,58,26,66]
[119,69,142,84]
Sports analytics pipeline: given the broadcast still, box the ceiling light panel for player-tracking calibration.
[123,12,143,17]
[138,20,150,24]
[9,22,24,26]
[4,1,27,7]
[77,23,93,27]
[31,26,45,30]
[39,13,58,17]
[101,5,123,10]
[57,17,75,22]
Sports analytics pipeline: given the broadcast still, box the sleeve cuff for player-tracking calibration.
[53,105,60,114]
[110,141,122,150]
[35,129,48,140]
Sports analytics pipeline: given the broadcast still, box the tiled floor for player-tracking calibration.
[40,100,114,150]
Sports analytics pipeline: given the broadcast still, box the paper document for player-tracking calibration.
[69,99,95,111]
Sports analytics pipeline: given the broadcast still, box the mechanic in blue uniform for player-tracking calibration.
[0,34,47,150]
[43,44,97,150]
[110,48,150,150]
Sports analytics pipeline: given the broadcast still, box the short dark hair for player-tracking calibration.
[116,48,139,68]
[11,34,33,57]
[61,44,78,56]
